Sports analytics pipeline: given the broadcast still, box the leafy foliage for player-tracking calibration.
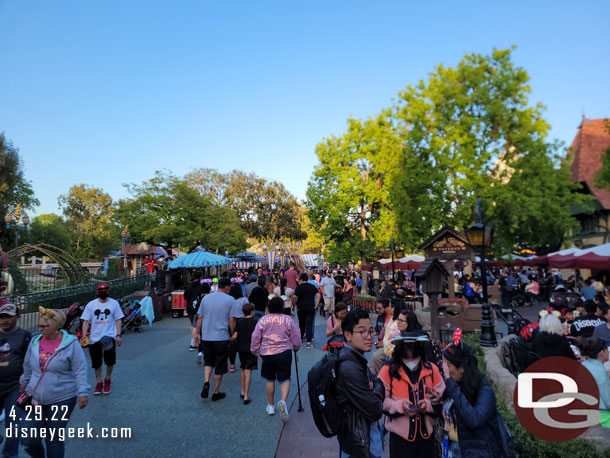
[115,171,247,253]
[58,184,118,260]
[26,213,71,251]
[186,168,306,242]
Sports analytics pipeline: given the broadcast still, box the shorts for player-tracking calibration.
[189,314,198,328]
[89,340,116,369]
[201,340,229,375]
[261,349,292,383]
[323,297,335,313]
[239,351,258,371]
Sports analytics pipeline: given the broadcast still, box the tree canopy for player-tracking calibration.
[186,168,306,242]
[306,47,585,266]
[115,171,247,253]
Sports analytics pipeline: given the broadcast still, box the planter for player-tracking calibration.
[350,295,377,313]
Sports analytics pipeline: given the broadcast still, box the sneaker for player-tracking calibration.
[244,398,251,405]
[277,400,289,423]
[201,382,210,399]
[197,352,203,365]
[266,404,275,416]
[189,345,197,351]
[94,382,103,395]
[103,379,111,394]
[306,342,312,348]
[211,392,226,401]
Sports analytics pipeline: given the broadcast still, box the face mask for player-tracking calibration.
[98,292,109,300]
[404,358,421,371]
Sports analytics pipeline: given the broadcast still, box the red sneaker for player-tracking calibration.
[94,382,103,395]
[103,379,112,394]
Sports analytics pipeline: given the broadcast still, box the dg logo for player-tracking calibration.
[514,356,601,442]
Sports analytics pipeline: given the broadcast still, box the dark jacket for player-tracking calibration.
[335,345,384,458]
[184,280,203,315]
[445,378,504,458]
[532,331,576,360]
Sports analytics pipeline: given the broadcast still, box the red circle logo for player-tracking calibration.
[513,357,600,442]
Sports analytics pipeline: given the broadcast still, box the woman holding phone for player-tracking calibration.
[378,332,445,457]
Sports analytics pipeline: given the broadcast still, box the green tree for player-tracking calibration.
[389,47,583,254]
[26,213,71,251]
[186,169,306,242]
[306,115,399,293]
[0,134,39,250]
[594,120,610,190]
[58,184,117,260]
[115,171,247,253]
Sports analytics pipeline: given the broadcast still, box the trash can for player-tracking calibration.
[171,290,186,318]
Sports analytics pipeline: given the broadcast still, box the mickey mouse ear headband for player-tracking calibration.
[453,328,462,347]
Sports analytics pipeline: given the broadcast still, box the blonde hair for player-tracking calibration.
[38,306,66,330]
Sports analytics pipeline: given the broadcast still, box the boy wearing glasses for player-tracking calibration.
[335,310,384,458]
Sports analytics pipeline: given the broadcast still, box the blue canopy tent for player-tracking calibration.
[168,251,232,269]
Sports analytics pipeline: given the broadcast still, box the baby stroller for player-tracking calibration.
[322,334,345,354]
[63,302,85,336]
[122,299,144,333]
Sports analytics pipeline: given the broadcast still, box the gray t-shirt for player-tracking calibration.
[0,327,32,393]
[320,276,336,298]
[197,292,238,341]
[592,323,610,344]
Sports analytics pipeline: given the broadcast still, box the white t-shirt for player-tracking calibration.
[82,298,125,344]
[274,286,294,309]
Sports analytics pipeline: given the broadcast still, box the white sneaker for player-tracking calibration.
[197,352,203,365]
[277,400,289,423]
[266,404,275,416]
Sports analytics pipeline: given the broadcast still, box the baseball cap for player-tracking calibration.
[96,283,110,293]
[0,300,17,316]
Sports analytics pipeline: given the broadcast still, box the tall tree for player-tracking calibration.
[26,213,71,251]
[0,134,39,250]
[115,171,247,253]
[186,169,306,242]
[306,115,399,293]
[389,47,583,254]
[58,184,117,260]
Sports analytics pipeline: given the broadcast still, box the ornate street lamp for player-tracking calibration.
[5,210,30,249]
[464,198,496,347]
[121,226,131,272]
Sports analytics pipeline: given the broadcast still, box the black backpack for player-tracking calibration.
[501,335,540,376]
[307,351,344,438]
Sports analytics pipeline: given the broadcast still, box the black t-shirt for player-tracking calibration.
[294,282,319,310]
[249,286,269,312]
[570,314,604,338]
[0,327,32,392]
[235,317,258,353]
[184,281,203,315]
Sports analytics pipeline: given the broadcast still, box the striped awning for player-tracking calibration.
[168,251,232,269]
[301,254,322,267]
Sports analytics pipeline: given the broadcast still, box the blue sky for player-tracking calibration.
[1,1,609,217]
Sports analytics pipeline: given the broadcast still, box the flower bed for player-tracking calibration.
[349,295,377,313]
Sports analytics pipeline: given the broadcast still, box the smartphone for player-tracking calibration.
[407,404,418,410]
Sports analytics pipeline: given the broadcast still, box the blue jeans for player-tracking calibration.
[0,388,20,458]
[23,396,77,458]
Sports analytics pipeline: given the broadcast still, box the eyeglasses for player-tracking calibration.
[397,318,408,323]
[352,328,376,338]
[38,324,50,329]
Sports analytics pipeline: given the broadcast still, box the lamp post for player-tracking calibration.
[5,211,30,249]
[464,198,496,347]
[121,226,131,274]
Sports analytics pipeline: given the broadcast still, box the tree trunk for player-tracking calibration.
[361,251,367,295]
[360,204,367,295]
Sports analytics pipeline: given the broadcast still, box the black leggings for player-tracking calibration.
[228,341,237,365]
[297,308,315,343]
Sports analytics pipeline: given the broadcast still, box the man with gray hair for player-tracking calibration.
[0,300,32,456]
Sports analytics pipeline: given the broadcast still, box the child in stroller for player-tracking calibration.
[63,302,85,336]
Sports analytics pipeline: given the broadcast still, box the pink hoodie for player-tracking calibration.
[250,313,302,356]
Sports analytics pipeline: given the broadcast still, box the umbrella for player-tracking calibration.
[168,251,232,269]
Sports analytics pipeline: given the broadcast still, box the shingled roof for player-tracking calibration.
[570,117,610,210]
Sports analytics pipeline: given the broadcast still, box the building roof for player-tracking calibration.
[570,117,610,209]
